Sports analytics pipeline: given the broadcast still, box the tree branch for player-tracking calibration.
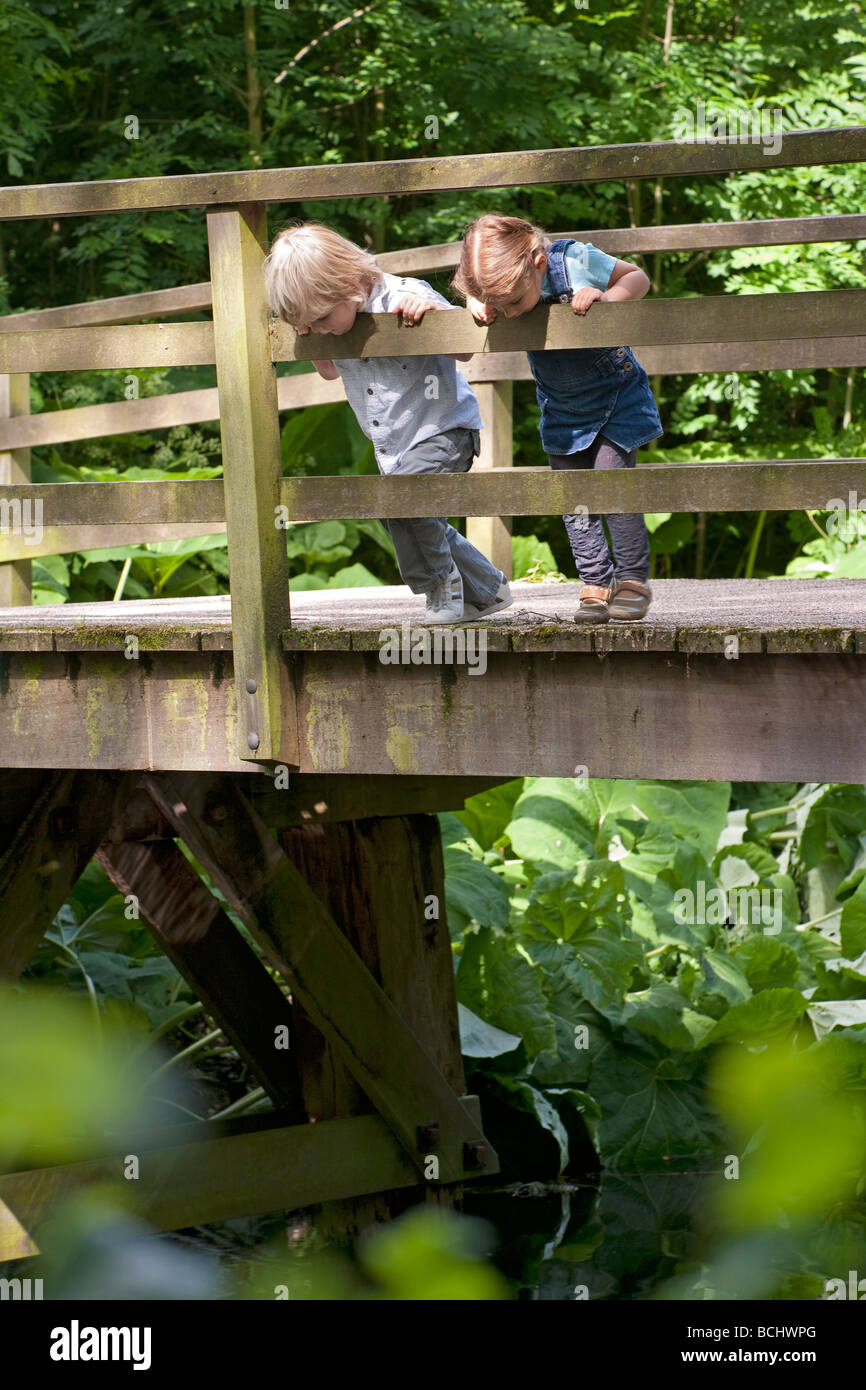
[273,2,385,85]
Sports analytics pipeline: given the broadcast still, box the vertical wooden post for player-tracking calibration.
[466,380,513,579]
[0,373,31,606]
[206,204,296,764]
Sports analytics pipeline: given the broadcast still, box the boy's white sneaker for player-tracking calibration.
[460,580,514,621]
[425,563,464,624]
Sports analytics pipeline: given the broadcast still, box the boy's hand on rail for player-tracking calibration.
[312,358,340,380]
[393,294,435,326]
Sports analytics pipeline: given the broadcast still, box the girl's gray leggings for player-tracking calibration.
[548,434,651,588]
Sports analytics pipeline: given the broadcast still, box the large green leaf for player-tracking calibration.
[455,780,525,851]
[526,931,645,1023]
[522,861,629,942]
[697,988,808,1047]
[506,778,598,866]
[798,785,866,873]
[456,927,555,1061]
[457,1003,522,1060]
[590,1041,722,1167]
[840,876,866,960]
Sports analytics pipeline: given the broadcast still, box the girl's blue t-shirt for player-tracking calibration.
[540,241,617,299]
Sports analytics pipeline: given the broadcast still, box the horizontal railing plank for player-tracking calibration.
[275,291,866,362]
[7,291,865,373]
[3,337,866,453]
[0,322,215,373]
[2,460,863,559]
[0,283,212,332]
[1,129,864,220]
[379,213,866,275]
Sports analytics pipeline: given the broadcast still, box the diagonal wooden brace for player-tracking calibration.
[0,770,128,979]
[96,837,307,1119]
[142,773,498,1184]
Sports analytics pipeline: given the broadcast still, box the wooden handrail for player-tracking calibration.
[2,213,863,334]
[1,129,864,220]
[2,291,865,374]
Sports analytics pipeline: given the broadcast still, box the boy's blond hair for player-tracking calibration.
[452,214,549,304]
[263,221,384,325]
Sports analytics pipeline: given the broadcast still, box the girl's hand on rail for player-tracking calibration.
[570,287,605,316]
[467,297,497,324]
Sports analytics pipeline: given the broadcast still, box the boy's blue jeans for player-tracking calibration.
[382,426,505,603]
[549,434,651,588]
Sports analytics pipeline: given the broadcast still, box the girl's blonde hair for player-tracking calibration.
[263,221,384,325]
[452,214,549,303]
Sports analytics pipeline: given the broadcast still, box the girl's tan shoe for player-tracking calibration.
[609,578,652,620]
[572,583,613,624]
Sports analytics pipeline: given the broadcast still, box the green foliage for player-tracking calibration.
[448,777,866,1186]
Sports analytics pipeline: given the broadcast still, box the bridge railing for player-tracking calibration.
[1,128,865,763]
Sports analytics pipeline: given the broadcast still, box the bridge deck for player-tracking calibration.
[1,580,864,781]
[1,579,865,653]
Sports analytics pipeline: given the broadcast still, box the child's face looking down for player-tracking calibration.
[488,249,548,317]
[296,301,359,336]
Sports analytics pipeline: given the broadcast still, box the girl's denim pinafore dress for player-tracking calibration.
[526,239,663,458]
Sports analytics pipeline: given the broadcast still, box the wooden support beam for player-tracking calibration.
[0,373,31,605]
[0,1114,421,1234]
[96,837,306,1117]
[142,774,496,1183]
[207,204,295,764]
[279,814,467,1234]
[0,636,864,777]
[0,771,126,978]
[466,381,513,579]
[1,128,863,220]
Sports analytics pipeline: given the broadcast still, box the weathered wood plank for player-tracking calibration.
[143,774,495,1183]
[0,1114,421,1233]
[379,214,866,274]
[276,291,866,363]
[95,773,508,836]
[2,128,864,219]
[0,283,213,332]
[1,580,865,778]
[462,337,866,383]
[208,204,294,765]
[0,322,215,373]
[0,371,338,453]
[0,771,126,977]
[2,460,865,563]
[466,381,513,578]
[281,814,467,1234]
[0,209,861,338]
[0,373,30,604]
[96,837,307,1116]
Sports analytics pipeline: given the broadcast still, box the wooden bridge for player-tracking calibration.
[1,127,864,1245]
